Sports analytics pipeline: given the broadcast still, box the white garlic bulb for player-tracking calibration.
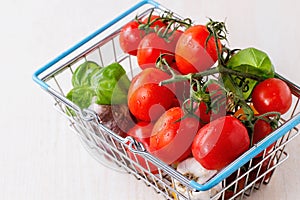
[174,157,222,200]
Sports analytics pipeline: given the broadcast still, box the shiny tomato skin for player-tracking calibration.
[119,21,146,56]
[195,83,226,124]
[197,102,212,124]
[252,78,292,115]
[128,83,175,122]
[137,33,173,69]
[128,68,175,98]
[253,119,274,157]
[175,25,221,74]
[192,116,250,170]
[150,107,201,164]
[128,68,175,99]
[128,68,177,122]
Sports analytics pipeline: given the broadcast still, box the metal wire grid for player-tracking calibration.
[35,5,300,200]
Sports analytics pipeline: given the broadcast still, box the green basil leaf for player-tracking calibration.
[225,47,275,99]
[91,62,131,105]
[227,47,274,79]
[66,86,96,109]
[72,61,101,87]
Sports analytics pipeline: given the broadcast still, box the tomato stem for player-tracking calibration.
[139,9,192,40]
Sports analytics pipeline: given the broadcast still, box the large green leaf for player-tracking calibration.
[66,86,96,109]
[71,61,101,87]
[224,47,275,99]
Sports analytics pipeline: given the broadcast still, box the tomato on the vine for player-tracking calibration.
[136,29,183,70]
[137,33,173,69]
[119,14,167,56]
[252,78,292,115]
[150,107,201,165]
[119,21,146,56]
[192,116,250,170]
[175,25,221,75]
[253,118,275,157]
[195,82,226,124]
[128,68,177,122]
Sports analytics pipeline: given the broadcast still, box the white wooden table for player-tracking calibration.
[0,0,299,199]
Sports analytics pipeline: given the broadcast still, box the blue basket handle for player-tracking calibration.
[189,112,300,191]
[32,0,160,90]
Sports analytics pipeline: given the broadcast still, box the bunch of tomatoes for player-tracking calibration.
[119,10,293,173]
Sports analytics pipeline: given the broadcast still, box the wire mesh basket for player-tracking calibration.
[33,0,300,199]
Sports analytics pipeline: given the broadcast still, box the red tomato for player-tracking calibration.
[175,25,221,74]
[126,122,158,173]
[128,68,176,98]
[128,68,177,122]
[192,116,250,170]
[129,83,175,122]
[197,102,212,124]
[252,78,292,115]
[119,20,146,56]
[150,107,201,164]
[195,83,226,124]
[253,119,275,157]
[137,33,174,69]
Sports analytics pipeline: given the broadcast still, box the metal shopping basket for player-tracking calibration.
[32,0,300,199]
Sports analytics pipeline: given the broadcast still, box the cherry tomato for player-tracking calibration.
[150,107,201,165]
[129,84,176,122]
[192,116,250,170]
[195,83,226,124]
[119,20,146,56]
[137,33,174,69]
[252,78,292,115]
[128,68,177,122]
[126,122,158,173]
[197,102,212,124]
[175,25,221,75]
[253,118,275,157]
[128,68,176,98]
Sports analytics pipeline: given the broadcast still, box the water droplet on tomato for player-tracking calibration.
[137,100,141,107]
[187,41,194,48]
